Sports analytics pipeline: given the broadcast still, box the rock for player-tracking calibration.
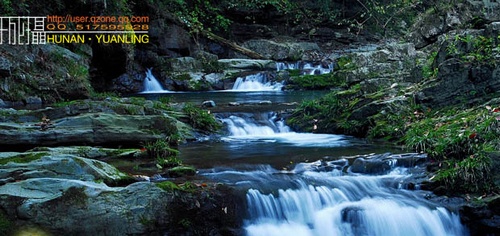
[0,179,171,235]
[0,113,178,149]
[489,196,500,215]
[240,39,320,61]
[167,166,197,177]
[350,157,393,174]
[0,152,130,185]
[460,203,500,236]
[218,59,276,71]
[0,99,7,108]
[150,23,192,57]
[416,60,500,109]
[111,72,143,94]
[201,100,216,108]
[349,153,427,174]
[0,57,12,77]
[24,96,42,105]
[292,159,348,173]
[170,57,202,73]
[193,50,219,61]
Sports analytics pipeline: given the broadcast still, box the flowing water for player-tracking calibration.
[139,64,468,235]
[142,68,167,93]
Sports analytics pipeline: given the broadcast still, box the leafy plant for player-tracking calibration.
[421,51,438,79]
[434,149,493,193]
[143,139,181,168]
[182,103,221,133]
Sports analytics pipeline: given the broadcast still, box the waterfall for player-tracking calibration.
[219,113,350,147]
[142,68,167,93]
[244,174,468,236]
[232,73,283,91]
[276,62,334,75]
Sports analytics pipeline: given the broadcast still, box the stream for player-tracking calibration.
[138,65,469,236]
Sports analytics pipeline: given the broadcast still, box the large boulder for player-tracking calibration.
[415,59,500,109]
[0,148,246,235]
[0,44,92,104]
[0,112,178,149]
[0,179,171,235]
[218,59,276,71]
[0,152,130,185]
[240,39,320,61]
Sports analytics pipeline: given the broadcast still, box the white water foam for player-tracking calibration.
[245,176,467,236]
[232,73,283,91]
[220,114,350,147]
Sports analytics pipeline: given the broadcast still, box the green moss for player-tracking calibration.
[287,69,301,77]
[168,165,197,177]
[0,152,48,165]
[156,181,181,192]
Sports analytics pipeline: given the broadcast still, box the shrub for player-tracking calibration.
[182,103,221,133]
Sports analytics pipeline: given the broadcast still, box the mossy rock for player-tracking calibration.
[0,152,48,165]
[167,166,197,178]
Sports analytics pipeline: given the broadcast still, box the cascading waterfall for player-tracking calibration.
[206,112,469,235]
[142,68,168,93]
[232,73,283,91]
[231,61,334,91]
[218,112,350,147]
[244,171,467,236]
[276,61,334,75]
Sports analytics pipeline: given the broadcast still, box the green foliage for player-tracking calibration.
[342,0,421,36]
[336,56,356,71]
[161,0,232,34]
[182,103,221,133]
[421,51,438,79]
[91,91,121,100]
[0,0,14,15]
[446,34,498,64]
[143,139,181,168]
[403,107,500,161]
[367,112,408,141]
[158,96,172,104]
[434,150,493,193]
[156,180,198,193]
[288,90,366,135]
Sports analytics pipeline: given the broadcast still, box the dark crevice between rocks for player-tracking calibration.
[90,43,128,92]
